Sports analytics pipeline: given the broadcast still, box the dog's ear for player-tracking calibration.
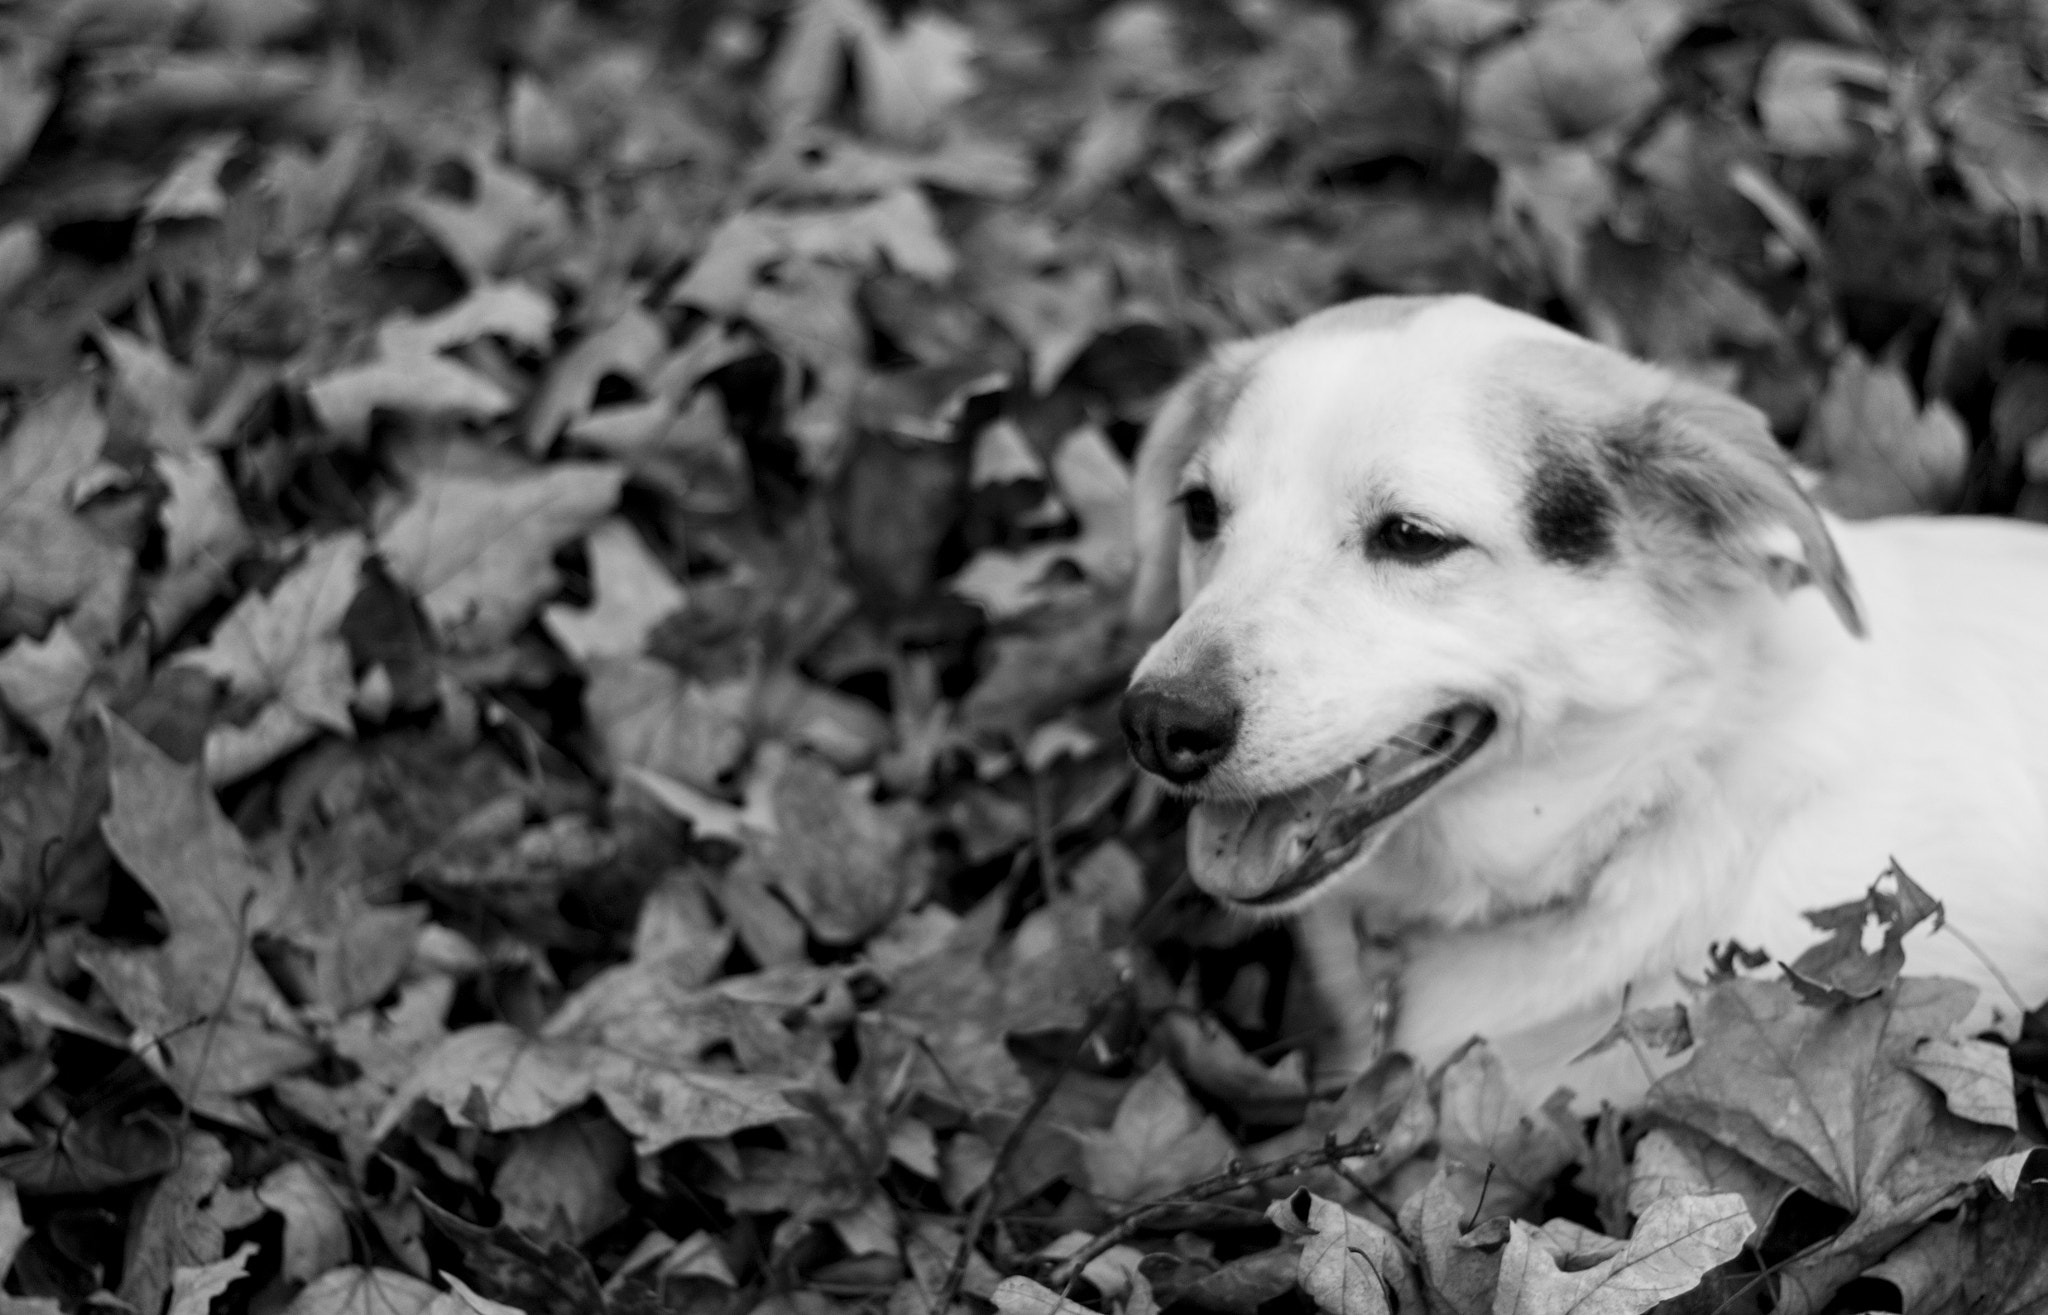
[1128,344,1259,635]
[1605,379,1866,637]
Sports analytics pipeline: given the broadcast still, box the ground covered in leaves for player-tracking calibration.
[2,0,2048,1311]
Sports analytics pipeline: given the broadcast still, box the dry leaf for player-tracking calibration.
[284,1268,440,1315]
[377,460,623,651]
[0,384,127,640]
[0,622,91,743]
[1074,1062,1236,1201]
[543,519,687,663]
[1797,349,1969,517]
[176,532,364,784]
[1756,43,1889,156]
[1490,1194,1752,1315]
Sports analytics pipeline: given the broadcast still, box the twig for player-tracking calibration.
[1047,1129,1383,1291]
[937,977,1131,1312]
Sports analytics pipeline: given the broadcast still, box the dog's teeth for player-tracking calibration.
[1345,765,1367,792]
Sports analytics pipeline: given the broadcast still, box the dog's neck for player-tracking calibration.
[1358,587,1862,1061]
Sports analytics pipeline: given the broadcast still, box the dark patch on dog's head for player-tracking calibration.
[1525,445,1615,567]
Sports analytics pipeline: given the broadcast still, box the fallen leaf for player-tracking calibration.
[150,450,251,637]
[1649,975,2013,1271]
[1074,1062,1237,1201]
[734,745,926,945]
[0,383,128,640]
[1756,43,1889,156]
[1397,1168,1503,1315]
[0,46,54,184]
[307,353,516,441]
[381,996,805,1154]
[525,305,666,454]
[165,1241,257,1315]
[992,1276,1094,1315]
[257,1160,350,1283]
[493,1108,631,1244]
[175,532,364,784]
[1490,1193,1752,1315]
[144,133,238,223]
[284,1267,440,1315]
[542,519,686,664]
[1464,0,1694,159]
[585,658,751,789]
[1626,1126,1790,1241]
[675,189,955,315]
[377,459,623,651]
[1941,51,2048,218]
[1266,1190,1420,1315]
[400,152,571,281]
[1903,1037,2017,1130]
[377,282,555,359]
[121,1132,233,1314]
[767,0,978,142]
[1437,1043,1583,1220]
[99,325,202,451]
[1782,863,1944,1004]
[1797,349,1969,517]
[981,263,1113,395]
[0,621,92,743]
[952,424,1134,618]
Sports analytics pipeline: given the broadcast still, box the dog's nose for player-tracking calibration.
[1120,681,1241,784]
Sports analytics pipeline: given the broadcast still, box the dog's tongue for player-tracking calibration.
[1188,791,1332,903]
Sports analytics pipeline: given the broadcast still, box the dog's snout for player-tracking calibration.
[1121,680,1241,784]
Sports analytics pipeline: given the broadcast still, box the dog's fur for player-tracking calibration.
[1123,295,2048,1106]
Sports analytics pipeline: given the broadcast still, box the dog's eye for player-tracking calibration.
[1179,487,1222,543]
[1369,515,1463,564]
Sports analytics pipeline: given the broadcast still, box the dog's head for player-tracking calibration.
[1120,295,1862,914]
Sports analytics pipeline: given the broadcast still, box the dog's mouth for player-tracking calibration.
[1188,702,1498,909]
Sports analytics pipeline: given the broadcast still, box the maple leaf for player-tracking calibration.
[0,621,91,743]
[525,304,666,453]
[399,151,571,281]
[307,282,555,440]
[273,976,453,1162]
[149,450,251,638]
[585,657,751,790]
[1436,1042,1584,1220]
[1463,0,1694,160]
[1266,1190,1422,1315]
[732,744,927,945]
[175,531,364,784]
[377,1022,801,1154]
[1490,1193,1753,1315]
[1796,349,1970,517]
[541,519,686,664]
[1756,43,1889,157]
[1781,863,1945,1003]
[91,717,315,1102]
[766,0,979,143]
[1627,1126,1790,1243]
[952,424,1136,619]
[376,456,623,652]
[1074,1063,1237,1201]
[1941,51,2048,218]
[1649,975,2015,1283]
[676,189,956,315]
[283,1267,442,1315]
[0,383,128,641]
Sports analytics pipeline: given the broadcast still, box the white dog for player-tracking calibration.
[1118,294,2048,1105]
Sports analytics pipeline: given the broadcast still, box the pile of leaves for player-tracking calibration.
[2,0,2048,1311]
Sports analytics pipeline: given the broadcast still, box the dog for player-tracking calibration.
[1117,294,2048,1106]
